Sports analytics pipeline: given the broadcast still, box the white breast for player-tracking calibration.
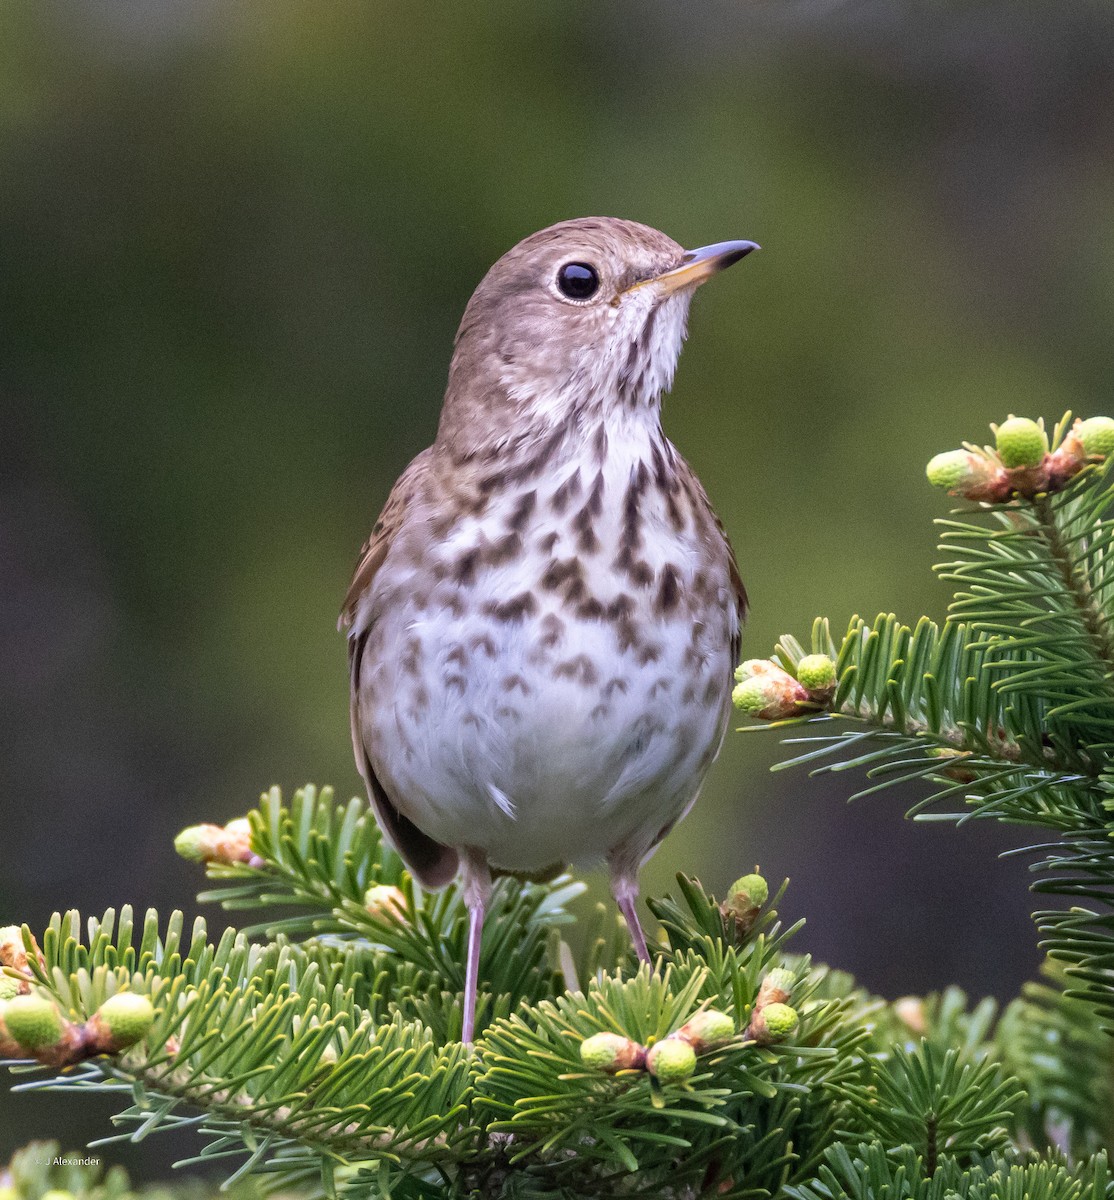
[356,421,737,872]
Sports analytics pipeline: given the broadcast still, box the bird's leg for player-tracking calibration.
[460,848,492,1045]
[609,860,650,964]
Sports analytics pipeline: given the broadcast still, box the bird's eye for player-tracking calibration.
[556,262,600,301]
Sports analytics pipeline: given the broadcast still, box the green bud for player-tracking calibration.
[721,873,768,939]
[752,1002,799,1044]
[732,669,810,720]
[994,416,1048,468]
[41,1190,76,1200]
[3,994,65,1050]
[646,1037,697,1082]
[676,1009,735,1051]
[95,993,155,1047]
[759,968,795,1002]
[764,1003,799,1036]
[796,654,837,692]
[728,873,768,909]
[0,974,22,1001]
[579,1031,645,1073]
[174,825,210,861]
[926,450,976,490]
[1077,416,1114,459]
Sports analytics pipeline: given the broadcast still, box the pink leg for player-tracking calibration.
[610,865,650,964]
[460,850,491,1044]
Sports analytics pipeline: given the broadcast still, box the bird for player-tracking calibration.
[341,217,755,1043]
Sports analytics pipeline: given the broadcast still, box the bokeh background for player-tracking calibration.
[3,0,1114,1177]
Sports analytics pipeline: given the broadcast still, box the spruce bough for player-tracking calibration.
[1,412,1113,1199]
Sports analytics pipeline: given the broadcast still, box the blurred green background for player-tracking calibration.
[3,0,1113,1177]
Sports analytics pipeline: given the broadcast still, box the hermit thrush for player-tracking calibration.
[341,218,755,1042]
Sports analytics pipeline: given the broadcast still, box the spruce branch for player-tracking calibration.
[738,412,1114,1027]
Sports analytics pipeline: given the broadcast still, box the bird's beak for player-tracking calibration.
[624,239,760,299]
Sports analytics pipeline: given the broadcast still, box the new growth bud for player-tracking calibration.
[2,994,66,1051]
[732,664,810,720]
[674,1009,736,1052]
[363,884,408,924]
[925,450,1005,500]
[174,818,257,866]
[749,1001,799,1045]
[1077,416,1114,458]
[721,873,768,938]
[0,924,41,980]
[0,975,22,1001]
[89,993,156,1051]
[994,416,1048,468]
[795,653,837,694]
[755,968,794,1010]
[579,1031,646,1073]
[645,1037,697,1082]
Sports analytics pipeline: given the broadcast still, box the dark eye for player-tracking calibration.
[556,262,600,301]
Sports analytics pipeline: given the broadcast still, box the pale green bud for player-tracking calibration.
[796,654,836,692]
[646,1037,697,1082]
[676,1009,735,1051]
[732,669,809,720]
[579,1031,645,1072]
[751,1001,799,1044]
[94,993,155,1048]
[3,994,65,1050]
[1077,416,1114,458]
[994,416,1048,468]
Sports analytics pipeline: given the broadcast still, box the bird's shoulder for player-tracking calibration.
[339,446,435,631]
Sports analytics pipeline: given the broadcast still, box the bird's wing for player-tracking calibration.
[341,449,460,889]
[715,509,748,665]
[681,461,747,664]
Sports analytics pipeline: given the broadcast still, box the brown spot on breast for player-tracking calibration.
[555,654,600,686]
[430,585,465,617]
[454,548,480,586]
[401,637,423,677]
[577,597,606,620]
[445,675,467,697]
[503,674,532,695]
[538,530,560,554]
[482,531,522,567]
[655,565,682,614]
[446,645,469,669]
[593,425,608,463]
[604,677,629,697]
[539,613,565,648]
[541,557,583,592]
[636,643,663,666]
[650,677,671,698]
[407,684,430,719]
[604,594,639,652]
[573,473,605,554]
[615,547,655,588]
[507,490,537,532]
[550,469,581,515]
[703,676,725,705]
[469,633,497,658]
[483,593,537,622]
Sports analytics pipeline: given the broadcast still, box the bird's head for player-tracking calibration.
[438,217,757,454]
